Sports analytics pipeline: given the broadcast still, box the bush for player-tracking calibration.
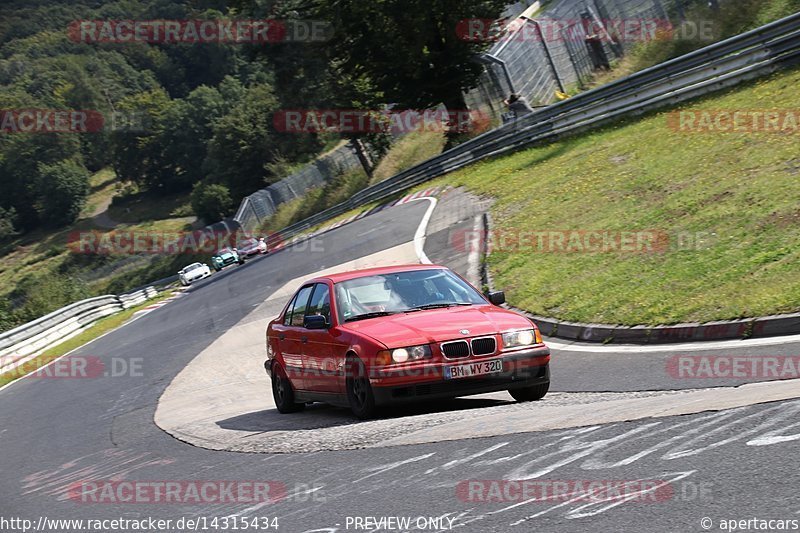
[191,182,234,223]
[36,160,90,227]
[0,207,18,241]
[5,272,91,329]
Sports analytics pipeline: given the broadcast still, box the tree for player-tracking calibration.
[191,182,233,223]
[160,81,241,192]
[36,159,90,227]
[109,88,174,188]
[0,206,18,241]
[315,0,507,139]
[203,84,318,197]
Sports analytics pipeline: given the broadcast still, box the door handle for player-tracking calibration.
[301,336,308,344]
[278,333,285,340]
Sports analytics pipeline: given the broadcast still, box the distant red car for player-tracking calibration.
[265,264,550,418]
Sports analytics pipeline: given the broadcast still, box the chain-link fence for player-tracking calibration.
[233,143,364,235]
[471,0,709,120]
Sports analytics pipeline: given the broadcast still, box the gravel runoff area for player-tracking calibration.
[204,389,705,454]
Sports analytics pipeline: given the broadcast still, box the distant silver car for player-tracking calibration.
[178,262,211,286]
[238,236,268,257]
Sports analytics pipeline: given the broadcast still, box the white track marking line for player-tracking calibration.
[466,214,483,286]
[353,453,436,483]
[410,196,437,265]
[547,332,800,353]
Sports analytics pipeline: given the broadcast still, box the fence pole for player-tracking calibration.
[524,17,567,93]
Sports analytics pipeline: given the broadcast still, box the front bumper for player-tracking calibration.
[371,346,550,406]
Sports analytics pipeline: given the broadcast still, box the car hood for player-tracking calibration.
[342,305,533,348]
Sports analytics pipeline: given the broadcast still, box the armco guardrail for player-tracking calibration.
[0,285,163,374]
[264,12,800,249]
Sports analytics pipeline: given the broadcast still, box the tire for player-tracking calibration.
[272,364,305,413]
[509,382,549,402]
[213,266,221,272]
[345,357,377,419]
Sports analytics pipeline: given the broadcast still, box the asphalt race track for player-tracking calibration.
[2,193,800,532]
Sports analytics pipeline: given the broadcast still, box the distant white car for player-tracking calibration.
[178,262,211,286]
[238,236,268,257]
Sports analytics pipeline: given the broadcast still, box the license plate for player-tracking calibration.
[445,359,503,380]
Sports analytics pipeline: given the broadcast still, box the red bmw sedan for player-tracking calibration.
[265,264,550,418]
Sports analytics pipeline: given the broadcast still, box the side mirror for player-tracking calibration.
[304,315,328,330]
[486,290,505,305]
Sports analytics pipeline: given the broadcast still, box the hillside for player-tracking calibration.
[426,66,800,325]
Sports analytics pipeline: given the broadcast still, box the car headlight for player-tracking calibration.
[502,329,538,349]
[376,345,432,365]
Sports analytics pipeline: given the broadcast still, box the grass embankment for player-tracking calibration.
[422,67,800,325]
[370,130,447,184]
[583,0,800,90]
[0,170,195,332]
[0,290,176,388]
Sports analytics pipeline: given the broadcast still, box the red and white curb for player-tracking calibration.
[133,292,185,316]
[274,186,446,251]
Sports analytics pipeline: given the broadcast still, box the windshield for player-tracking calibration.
[184,263,202,272]
[335,269,486,323]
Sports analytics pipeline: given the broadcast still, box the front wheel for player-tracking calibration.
[509,382,549,402]
[272,364,305,413]
[346,358,377,419]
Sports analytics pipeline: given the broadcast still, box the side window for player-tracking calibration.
[282,293,298,326]
[306,283,332,325]
[290,286,314,327]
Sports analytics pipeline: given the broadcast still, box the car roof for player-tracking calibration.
[309,264,448,284]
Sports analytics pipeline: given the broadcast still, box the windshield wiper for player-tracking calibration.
[345,311,398,322]
[407,302,473,311]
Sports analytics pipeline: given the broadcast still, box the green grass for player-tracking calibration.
[257,169,371,234]
[420,67,800,326]
[0,169,199,333]
[582,0,800,91]
[80,168,118,218]
[0,290,176,388]
[107,189,194,223]
[371,130,447,184]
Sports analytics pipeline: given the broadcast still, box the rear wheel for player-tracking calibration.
[272,364,304,413]
[509,382,549,402]
[346,357,377,419]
